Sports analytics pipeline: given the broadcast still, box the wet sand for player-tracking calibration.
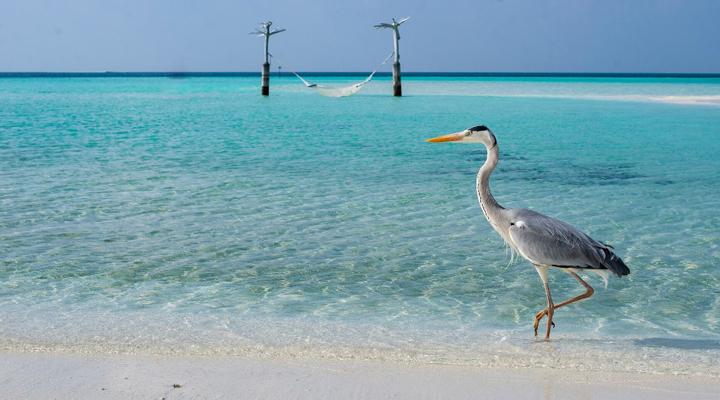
[2,351,719,400]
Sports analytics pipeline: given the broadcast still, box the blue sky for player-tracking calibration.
[1,0,718,73]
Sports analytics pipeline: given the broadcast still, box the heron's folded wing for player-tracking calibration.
[508,211,606,269]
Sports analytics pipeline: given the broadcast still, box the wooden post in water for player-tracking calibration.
[261,62,270,96]
[375,17,409,97]
[251,21,285,96]
[393,61,401,97]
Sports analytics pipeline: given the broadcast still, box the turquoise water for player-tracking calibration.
[1,76,720,374]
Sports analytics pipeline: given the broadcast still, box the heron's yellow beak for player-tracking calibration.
[426,131,466,143]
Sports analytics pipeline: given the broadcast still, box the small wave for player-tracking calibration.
[2,313,719,378]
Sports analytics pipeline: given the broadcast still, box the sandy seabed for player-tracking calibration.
[649,95,720,105]
[2,351,720,400]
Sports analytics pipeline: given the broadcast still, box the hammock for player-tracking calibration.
[269,52,394,97]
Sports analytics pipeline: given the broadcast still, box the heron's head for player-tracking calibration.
[426,125,497,148]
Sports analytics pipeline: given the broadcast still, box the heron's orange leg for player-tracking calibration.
[541,280,554,340]
[534,272,595,336]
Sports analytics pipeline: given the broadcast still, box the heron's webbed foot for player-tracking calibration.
[533,308,555,336]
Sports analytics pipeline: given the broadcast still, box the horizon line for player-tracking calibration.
[1,71,719,78]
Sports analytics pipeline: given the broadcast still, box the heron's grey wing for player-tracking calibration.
[507,209,629,276]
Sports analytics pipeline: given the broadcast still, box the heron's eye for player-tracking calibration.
[465,131,472,136]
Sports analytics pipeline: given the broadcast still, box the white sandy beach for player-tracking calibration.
[2,350,720,400]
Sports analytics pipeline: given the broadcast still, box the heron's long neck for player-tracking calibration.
[477,143,504,224]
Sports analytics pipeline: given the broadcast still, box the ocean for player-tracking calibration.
[1,75,719,375]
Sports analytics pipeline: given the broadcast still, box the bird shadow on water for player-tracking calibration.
[520,337,720,351]
[633,338,720,350]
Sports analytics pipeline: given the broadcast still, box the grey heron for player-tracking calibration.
[427,126,630,341]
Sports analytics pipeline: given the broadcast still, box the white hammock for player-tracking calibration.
[269,52,394,97]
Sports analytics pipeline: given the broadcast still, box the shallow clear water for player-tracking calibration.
[1,76,719,374]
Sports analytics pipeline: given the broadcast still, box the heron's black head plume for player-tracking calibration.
[467,125,496,149]
[469,125,489,132]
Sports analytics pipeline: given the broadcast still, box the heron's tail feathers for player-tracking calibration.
[601,248,630,277]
